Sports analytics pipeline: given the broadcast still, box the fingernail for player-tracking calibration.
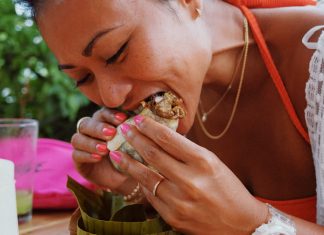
[91,153,102,160]
[115,112,127,122]
[96,144,108,153]
[110,151,122,164]
[120,123,130,136]
[134,115,144,126]
[103,127,116,136]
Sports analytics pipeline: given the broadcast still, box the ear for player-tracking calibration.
[179,0,203,19]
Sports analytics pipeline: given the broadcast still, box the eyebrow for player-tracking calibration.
[58,25,124,71]
[58,64,75,70]
[83,25,123,57]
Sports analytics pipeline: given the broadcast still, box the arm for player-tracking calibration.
[294,216,324,235]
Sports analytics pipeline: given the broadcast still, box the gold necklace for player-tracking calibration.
[199,44,245,122]
[197,17,249,140]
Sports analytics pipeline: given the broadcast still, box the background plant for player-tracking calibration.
[0,0,98,141]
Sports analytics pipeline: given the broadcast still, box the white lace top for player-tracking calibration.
[304,25,324,225]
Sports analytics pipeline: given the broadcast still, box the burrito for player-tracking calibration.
[107,91,186,171]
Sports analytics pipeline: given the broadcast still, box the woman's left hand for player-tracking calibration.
[109,115,268,235]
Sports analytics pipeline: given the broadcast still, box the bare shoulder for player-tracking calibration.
[252,5,324,125]
[253,5,324,44]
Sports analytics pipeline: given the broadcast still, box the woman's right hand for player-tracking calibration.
[71,108,132,193]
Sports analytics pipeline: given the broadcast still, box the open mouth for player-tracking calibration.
[121,91,185,119]
[142,91,186,119]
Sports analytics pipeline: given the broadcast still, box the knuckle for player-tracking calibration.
[72,150,80,162]
[93,108,107,118]
[183,181,201,201]
[79,118,89,133]
[156,128,173,144]
[70,134,80,147]
[94,107,115,122]
[142,145,160,163]
[205,151,222,172]
[94,122,105,134]
[136,168,151,188]
[119,157,130,172]
[194,146,208,159]
[201,156,214,172]
[195,148,216,172]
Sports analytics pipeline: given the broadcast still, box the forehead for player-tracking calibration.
[37,0,140,61]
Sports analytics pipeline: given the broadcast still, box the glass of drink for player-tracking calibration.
[0,119,38,224]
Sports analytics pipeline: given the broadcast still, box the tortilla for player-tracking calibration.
[107,91,185,171]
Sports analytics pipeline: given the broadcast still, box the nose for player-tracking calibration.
[95,71,133,108]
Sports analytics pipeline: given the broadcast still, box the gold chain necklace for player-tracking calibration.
[197,17,249,140]
[199,41,245,122]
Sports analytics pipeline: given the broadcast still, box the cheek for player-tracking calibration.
[124,44,173,81]
[124,41,194,87]
[79,84,103,106]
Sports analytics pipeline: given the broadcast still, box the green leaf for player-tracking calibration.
[67,176,111,220]
[111,204,146,222]
[77,218,96,235]
[67,176,183,235]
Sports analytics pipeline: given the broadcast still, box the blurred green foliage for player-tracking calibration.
[0,0,95,141]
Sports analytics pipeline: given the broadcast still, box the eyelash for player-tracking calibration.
[105,41,128,65]
[75,41,128,88]
[75,73,91,87]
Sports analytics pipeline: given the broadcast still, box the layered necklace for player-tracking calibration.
[197,17,249,140]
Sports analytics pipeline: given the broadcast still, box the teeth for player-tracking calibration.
[134,92,165,114]
[154,96,163,103]
[144,91,165,103]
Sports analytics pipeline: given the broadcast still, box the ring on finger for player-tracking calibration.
[76,117,91,133]
[152,178,164,197]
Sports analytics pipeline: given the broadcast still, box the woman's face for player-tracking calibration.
[38,0,212,134]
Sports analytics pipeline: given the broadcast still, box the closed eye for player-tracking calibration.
[75,73,92,88]
[105,41,128,65]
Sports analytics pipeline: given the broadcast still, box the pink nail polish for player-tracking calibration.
[110,151,122,164]
[134,115,144,126]
[103,127,116,136]
[96,144,108,152]
[115,112,127,122]
[91,153,102,160]
[120,123,130,136]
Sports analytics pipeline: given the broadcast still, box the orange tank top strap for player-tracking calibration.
[224,0,317,144]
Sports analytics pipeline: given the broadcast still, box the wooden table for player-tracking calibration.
[19,210,74,235]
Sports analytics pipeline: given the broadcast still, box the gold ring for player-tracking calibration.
[76,117,90,133]
[152,178,164,197]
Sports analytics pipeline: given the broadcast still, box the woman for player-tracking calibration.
[20,0,324,234]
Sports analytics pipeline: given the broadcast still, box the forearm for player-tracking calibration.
[293,216,324,235]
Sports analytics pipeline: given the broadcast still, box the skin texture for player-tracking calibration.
[35,0,324,234]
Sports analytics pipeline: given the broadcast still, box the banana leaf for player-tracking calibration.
[67,176,182,235]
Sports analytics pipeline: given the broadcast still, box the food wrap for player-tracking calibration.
[107,92,185,171]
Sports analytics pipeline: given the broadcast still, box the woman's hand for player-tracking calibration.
[71,108,135,193]
[108,115,268,235]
